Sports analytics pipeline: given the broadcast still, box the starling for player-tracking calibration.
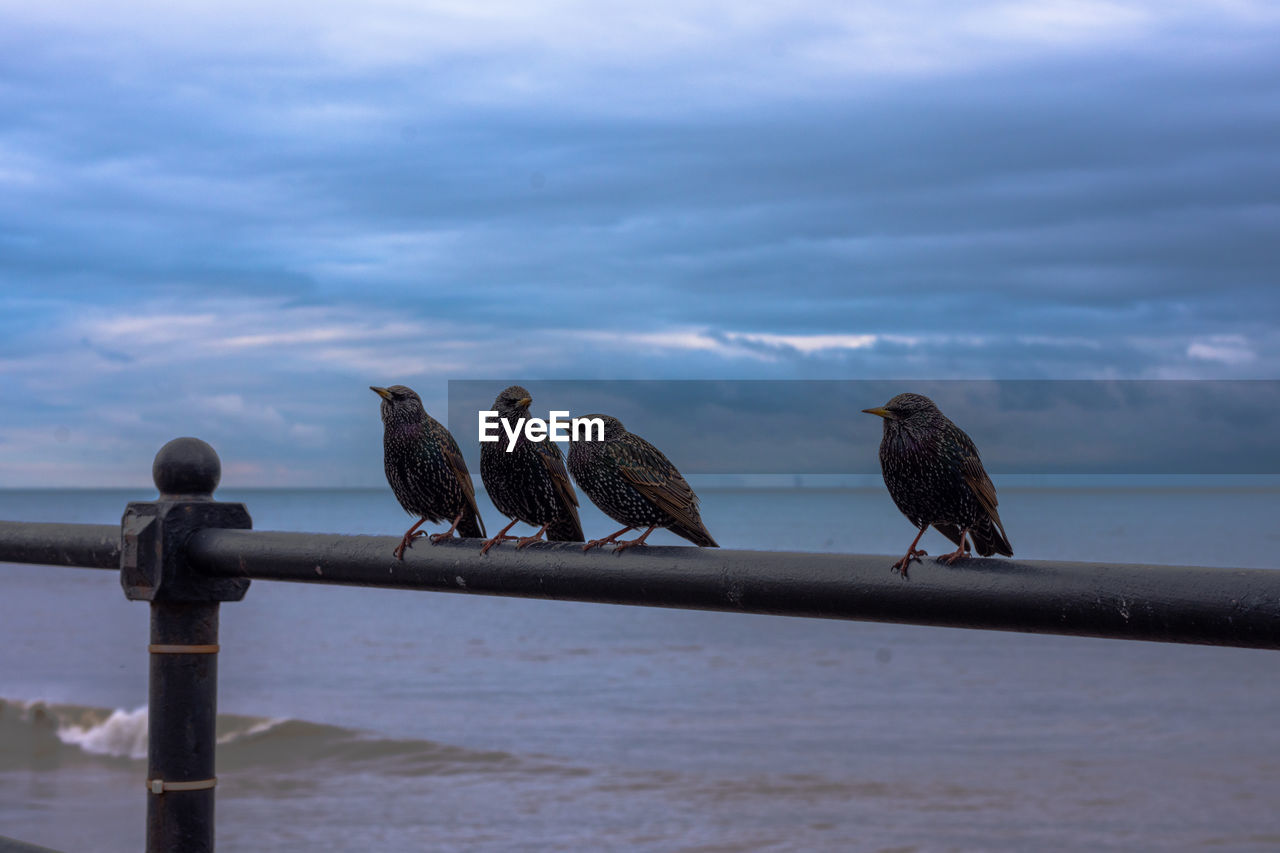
[863,393,1012,577]
[567,414,718,553]
[372,385,486,559]
[478,385,584,554]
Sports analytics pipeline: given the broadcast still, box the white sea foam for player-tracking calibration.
[56,706,149,760]
[50,704,285,759]
[217,717,285,745]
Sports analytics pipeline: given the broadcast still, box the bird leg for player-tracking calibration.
[939,528,971,565]
[613,524,659,555]
[479,518,522,555]
[428,511,468,544]
[515,522,551,549]
[583,525,634,552]
[394,517,429,560]
[891,526,930,578]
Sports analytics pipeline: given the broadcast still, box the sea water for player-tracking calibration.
[2,483,1279,851]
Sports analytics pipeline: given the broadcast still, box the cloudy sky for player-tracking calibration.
[1,0,1277,485]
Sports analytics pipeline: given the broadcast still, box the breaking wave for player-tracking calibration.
[0,697,524,776]
[56,704,150,759]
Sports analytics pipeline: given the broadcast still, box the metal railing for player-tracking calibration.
[2,436,1278,852]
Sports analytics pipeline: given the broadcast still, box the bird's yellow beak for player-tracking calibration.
[862,406,891,419]
[517,396,532,408]
[371,386,393,401]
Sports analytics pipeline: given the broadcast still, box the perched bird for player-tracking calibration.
[478,385,584,554]
[567,414,717,553]
[371,385,485,559]
[863,393,1012,577]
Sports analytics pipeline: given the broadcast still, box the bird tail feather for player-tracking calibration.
[458,512,485,540]
[934,523,964,549]
[671,520,718,548]
[969,517,1013,557]
[547,515,585,542]
[934,520,1012,557]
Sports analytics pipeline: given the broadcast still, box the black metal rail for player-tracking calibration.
[189,528,1280,649]
[3,521,1277,650]
[0,521,119,570]
[1,436,1278,852]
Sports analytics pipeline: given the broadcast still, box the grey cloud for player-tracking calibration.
[79,337,134,364]
[2,5,1278,484]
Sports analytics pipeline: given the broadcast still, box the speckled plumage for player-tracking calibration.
[372,385,485,558]
[865,393,1012,575]
[478,386,584,552]
[567,414,717,551]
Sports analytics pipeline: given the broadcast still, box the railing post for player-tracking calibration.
[120,438,252,853]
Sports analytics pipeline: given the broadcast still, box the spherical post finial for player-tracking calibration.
[153,437,222,499]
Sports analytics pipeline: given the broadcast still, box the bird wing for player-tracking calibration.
[962,455,999,514]
[961,454,1010,551]
[613,434,705,533]
[950,424,1002,518]
[438,425,486,538]
[533,440,583,530]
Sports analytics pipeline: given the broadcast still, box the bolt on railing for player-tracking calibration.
[1,437,1279,852]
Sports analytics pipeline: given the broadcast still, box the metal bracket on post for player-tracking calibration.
[120,437,252,853]
[121,437,251,604]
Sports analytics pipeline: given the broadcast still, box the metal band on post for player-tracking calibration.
[148,644,220,654]
[149,778,218,794]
